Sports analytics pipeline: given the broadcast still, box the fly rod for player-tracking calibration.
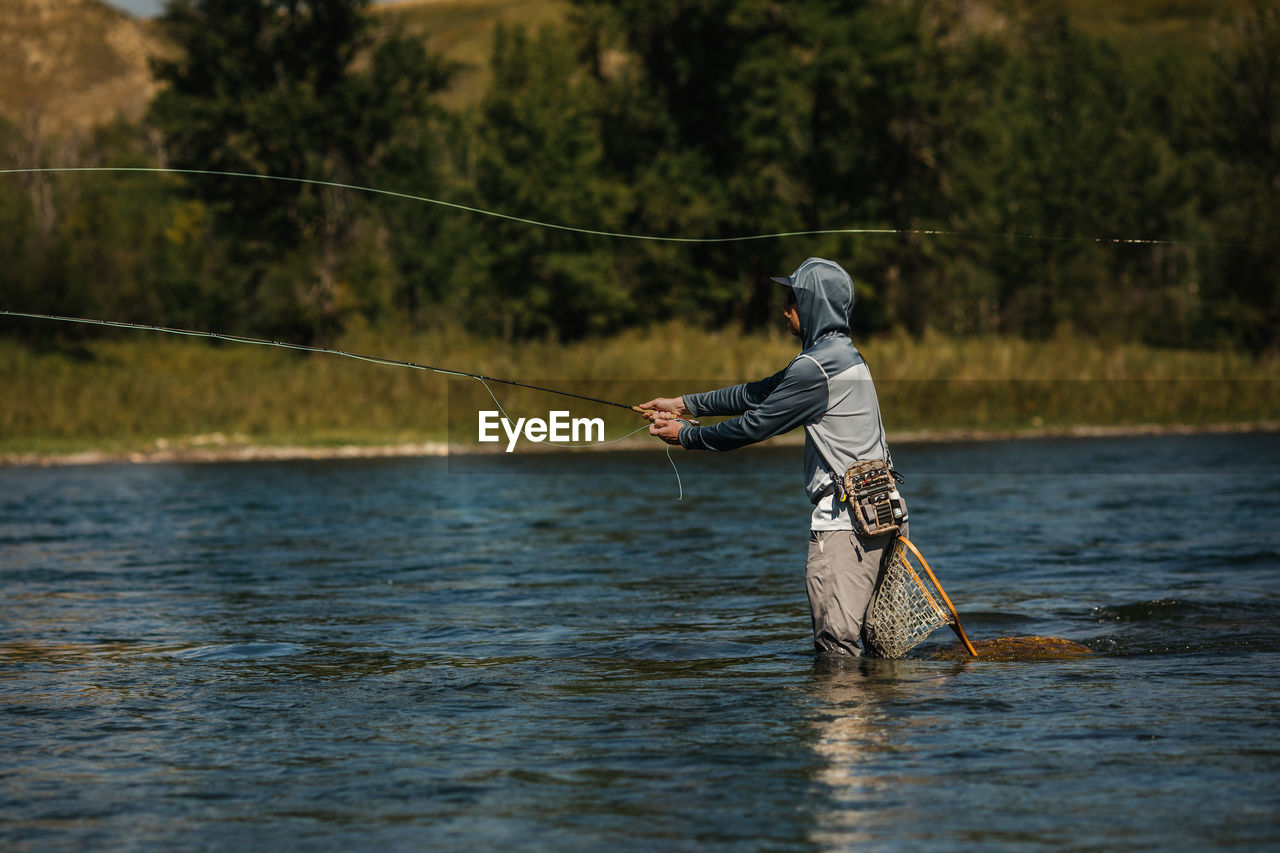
[0,310,695,420]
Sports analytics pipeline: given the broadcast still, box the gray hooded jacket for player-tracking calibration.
[677,258,899,531]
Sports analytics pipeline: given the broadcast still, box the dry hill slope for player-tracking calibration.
[0,0,568,137]
[0,0,1247,138]
[0,0,166,137]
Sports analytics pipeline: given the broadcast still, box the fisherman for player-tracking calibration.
[641,257,905,657]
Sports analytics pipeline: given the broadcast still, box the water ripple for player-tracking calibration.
[2,434,1279,850]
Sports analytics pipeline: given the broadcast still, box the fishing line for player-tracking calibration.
[0,166,1250,249]
[1,309,688,495]
[12,161,1230,501]
[666,443,683,501]
[0,309,640,411]
[474,376,682,499]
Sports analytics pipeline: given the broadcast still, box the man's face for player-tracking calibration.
[782,288,801,338]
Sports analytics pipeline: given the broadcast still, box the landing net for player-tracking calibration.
[864,537,975,659]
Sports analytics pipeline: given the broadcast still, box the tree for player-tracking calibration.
[572,0,1009,335]
[149,0,453,339]
[1204,0,1280,350]
[571,0,809,330]
[455,24,631,340]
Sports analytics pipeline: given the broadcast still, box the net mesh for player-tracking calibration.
[863,538,952,659]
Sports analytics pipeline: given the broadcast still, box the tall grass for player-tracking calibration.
[2,324,1276,456]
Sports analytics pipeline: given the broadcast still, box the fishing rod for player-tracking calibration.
[0,310,693,421]
[0,167,1252,249]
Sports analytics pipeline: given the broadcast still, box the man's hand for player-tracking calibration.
[636,396,690,421]
[638,396,692,444]
[648,418,684,446]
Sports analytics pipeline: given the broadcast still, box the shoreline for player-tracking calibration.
[4,420,1278,468]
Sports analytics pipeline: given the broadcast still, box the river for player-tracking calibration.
[2,432,1278,850]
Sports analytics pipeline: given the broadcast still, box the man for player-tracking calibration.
[641,257,906,657]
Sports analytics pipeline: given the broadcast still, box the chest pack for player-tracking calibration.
[806,425,907,537]
[839,458,907,538]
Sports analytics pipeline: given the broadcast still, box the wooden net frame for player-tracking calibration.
[863,536,978,659]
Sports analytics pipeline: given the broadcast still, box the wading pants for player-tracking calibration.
[806,521,908,657]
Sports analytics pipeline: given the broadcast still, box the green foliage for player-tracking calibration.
[572,0,803,329]
[452,24,631,339]
[0,115,225,338]
[1201,0,1280,351]
[958,13,1147,336]
[147,0,453,340]
[565,0,1277,348]
[3,327,1275,456]
[1,0,1276,353]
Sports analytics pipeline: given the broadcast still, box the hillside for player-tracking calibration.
[0,0,572,136]
[0,0,1253,138]
[0,0,167,136]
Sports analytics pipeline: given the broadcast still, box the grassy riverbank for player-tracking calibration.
[2,324,1277,461]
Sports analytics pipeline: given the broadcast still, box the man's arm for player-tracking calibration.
[637,367,789,429]
[674,357,828,451]
[683,368,788,417]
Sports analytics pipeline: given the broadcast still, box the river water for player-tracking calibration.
[2,433,1278,850]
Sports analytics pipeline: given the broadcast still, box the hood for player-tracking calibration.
[774,257,854,348]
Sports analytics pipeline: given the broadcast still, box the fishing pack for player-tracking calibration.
[839,458,907,538]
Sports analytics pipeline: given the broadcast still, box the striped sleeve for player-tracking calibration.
[678,357,828,451]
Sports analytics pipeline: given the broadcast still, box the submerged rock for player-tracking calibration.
[929,635,1094,661]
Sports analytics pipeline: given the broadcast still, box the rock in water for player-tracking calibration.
[929,636,1093,661]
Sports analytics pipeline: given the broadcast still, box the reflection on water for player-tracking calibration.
[2,433,1279,850]
[805,659,959,849]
